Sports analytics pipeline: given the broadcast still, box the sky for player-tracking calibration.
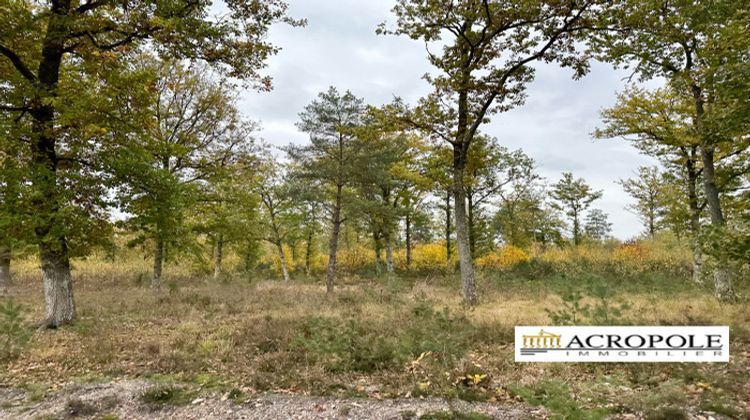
[237,0,660,240]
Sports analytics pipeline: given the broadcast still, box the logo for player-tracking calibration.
[515,326,729,362]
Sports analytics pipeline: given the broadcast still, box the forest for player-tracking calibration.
[0,0,749,419]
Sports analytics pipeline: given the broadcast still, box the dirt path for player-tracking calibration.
[0,380,547,419]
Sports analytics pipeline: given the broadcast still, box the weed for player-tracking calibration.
[419,411,492,420]
[508,380,610,420]
[140,384,197,407]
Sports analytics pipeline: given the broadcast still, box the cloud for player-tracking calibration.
[238,0,659,239]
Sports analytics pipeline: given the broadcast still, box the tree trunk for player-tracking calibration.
[0,244,10,294]
[685,153,703,284]
[325,185,343,293]
[701,146,733,300]
[445,190,452,263]
[373,231,383,275]
[213,234,223,281]
[384,230,394,274]
[467,191,475,258]
[153,236,164,289]
[39,242,76,327]
[453,147,478,306]
[692,81,733,300]
[405,214,412,269]
[305,229,313,276]
[276,241,290,282]
[572,209,581,246]
[29,0,77,328]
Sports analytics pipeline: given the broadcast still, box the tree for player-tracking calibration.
[116,59,254,289]
[551,173,603,245]
[584,209,613,241]
[619,166,665,238]
[595,87,707,282]
[380,0,601,305]
[466,140,539,254]
[255,153,298,282]
[0,0,300,327]
[193,157,261,282]
[423,145,455,265]
[288,87,366,293]
[592,0,749,300]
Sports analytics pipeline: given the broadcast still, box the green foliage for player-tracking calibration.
[546,283,632,326]
[419,411,492,420]
[551,173,604,245]
[294,316,401,373]
[0,298,31,361]
[140,384,197,407]
[294,297,477,373]
[508,380,610,420]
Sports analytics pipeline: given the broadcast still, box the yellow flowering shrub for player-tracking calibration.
[534,241,690,278]
[259,244,299,277]
[475,245,530,270]
[337,245,376,273]
[394,242,457,272]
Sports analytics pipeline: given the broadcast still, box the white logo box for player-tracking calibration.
[515,326,729,362]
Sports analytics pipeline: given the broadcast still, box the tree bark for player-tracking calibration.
[384,230,394,274]
[0,244,10,294]
[701,145,733,300]
[39,242,76,327]
[445,190,452,263]
[692,84,733,301]
[29,0,76,328]
[467,191,475,258]
[153,236,164,289]
[373,234,382,275]
[213,234,223,281]
[276,241,290,282]
[453,146,478,306]
[573,208,581,246]
[685,151,703,283]
[305,229,313,276]
[325,185,343,293]
[405,214,412,269]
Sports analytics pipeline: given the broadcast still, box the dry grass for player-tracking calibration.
[1,254,749,418]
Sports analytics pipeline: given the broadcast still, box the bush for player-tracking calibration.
[294,317,402,373]
[0,299,31,361]
[394,242,457,273]
[475,245,530,270]
[293,298,479,373]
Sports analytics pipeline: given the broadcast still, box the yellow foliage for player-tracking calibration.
[475,245,530,270]
[533,241,690,277]
[337,245,376,273]
[394,241,457,272]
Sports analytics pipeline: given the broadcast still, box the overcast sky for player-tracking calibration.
[237,0,660,239]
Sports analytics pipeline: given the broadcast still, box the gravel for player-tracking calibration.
[0,379,548,419]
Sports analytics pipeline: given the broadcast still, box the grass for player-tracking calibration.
[1,254,749,418]
[140,384,198,407]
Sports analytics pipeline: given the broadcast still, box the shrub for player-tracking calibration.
[140,384,197,407]
[394,242,457,273]
[508,380,610,419]
[293,298,478,373]
[475,245,530,270]
[0,299,31,361]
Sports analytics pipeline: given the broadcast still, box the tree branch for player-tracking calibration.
[0,44,37,82]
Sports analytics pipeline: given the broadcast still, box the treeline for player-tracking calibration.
[1,0,748,328]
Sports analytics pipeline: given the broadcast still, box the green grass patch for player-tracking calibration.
[508,380,610,420]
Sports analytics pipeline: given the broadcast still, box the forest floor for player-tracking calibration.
[1,262,749,419]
